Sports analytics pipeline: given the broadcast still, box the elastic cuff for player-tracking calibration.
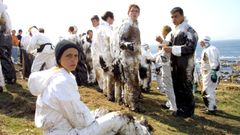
[172,46,181,56]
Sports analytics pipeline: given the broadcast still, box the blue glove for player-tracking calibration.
[211,70,218,83]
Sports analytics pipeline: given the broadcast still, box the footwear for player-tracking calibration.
[0,86,3,93]
[130,107,146,113]
[141,88,150,93]
[172,110,193,118]
[96,88,103,93]
[161,104,170,110]
[204,110,217,115]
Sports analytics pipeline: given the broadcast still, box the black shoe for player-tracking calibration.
[0,86,3,93]
[141,88,149,93]
[161,104,170,110]
[107,97,115,102]
[205,110,217,115]
[96,88,103,93]
[130,107,146,113]
[172,110,193,118]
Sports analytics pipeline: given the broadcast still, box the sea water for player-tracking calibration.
[149,39,240,80]
[150,39,240,61]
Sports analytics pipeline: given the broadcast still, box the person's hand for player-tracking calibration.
[156,36,163,43]
[163,46,172,53]
[211,70,218,83]
[127,42,134,51]
[145,59,151,64]
[155,67,161,73]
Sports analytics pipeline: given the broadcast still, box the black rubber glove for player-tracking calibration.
[99,56,108,72]
[211,70,218,83]
[127,42,134,51]
[146,59,151,64]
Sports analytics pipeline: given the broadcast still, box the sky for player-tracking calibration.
[4,0,240,44]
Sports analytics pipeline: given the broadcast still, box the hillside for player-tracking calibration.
[0,76,240,135]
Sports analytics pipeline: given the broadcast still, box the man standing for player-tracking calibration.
[17,29,23,64]
[200,36,220,114]
[80,30,95,85]
[11,29,19,64]
[27,27,55,72]
[91,15,104,91]
[118,4,142,112]
[97,11,115,101]
[160,7,198,117]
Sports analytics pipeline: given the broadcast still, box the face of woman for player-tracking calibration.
[59,48,78,72]
[128,7,140,21]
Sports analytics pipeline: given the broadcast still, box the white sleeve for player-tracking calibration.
[118,22,131,43]
[172,46,182,56]
[54,82,95,129]
[208,47,220,70]
[26,35,39,53]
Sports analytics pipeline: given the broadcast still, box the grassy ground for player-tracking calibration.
[0,78,240,135]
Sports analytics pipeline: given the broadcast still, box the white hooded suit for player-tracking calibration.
[27,28,55,72]
[200,37,220,111]
[28,67,151,135]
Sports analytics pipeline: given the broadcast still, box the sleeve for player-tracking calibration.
[171,28,198,57]
[53,81,95,129]
[118,22,130,45]
[26,35,39,53]
[208,47,220,70]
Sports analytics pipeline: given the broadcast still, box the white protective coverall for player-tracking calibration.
[93,20,115,99]
[153,44,177,111]
[118,18,141,111]
[28,67,151,135]
[200,41,220,111]
[91,25,104,90]
[80,34,95,84]
[27,28,55,72]
[140,44,153,92]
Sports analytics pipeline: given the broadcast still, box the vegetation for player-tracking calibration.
[0,79,240,135]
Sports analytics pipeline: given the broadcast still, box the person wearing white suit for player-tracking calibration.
[200,36,220,114]
[91,15,104,91]
[139,43,153,93]
[28,40,151,135]
[155,25,177,111]
[27,27,55,72]
[118,4,142,112]
[93,12,115,100]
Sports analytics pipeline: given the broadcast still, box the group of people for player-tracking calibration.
[0,1,221,134]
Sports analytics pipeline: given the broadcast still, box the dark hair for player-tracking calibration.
[68,26,74,33]
[32,26,38,29]
[91,15,99,21]
[171,7,184,16]
[87,30,93,34]
[38,28,45,33]
[18,29,22,33]
[101,11,114,21]
[128,4,140,14]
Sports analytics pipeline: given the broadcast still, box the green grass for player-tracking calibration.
[0,79,240,135]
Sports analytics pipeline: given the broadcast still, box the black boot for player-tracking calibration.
[0,86,3,93]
